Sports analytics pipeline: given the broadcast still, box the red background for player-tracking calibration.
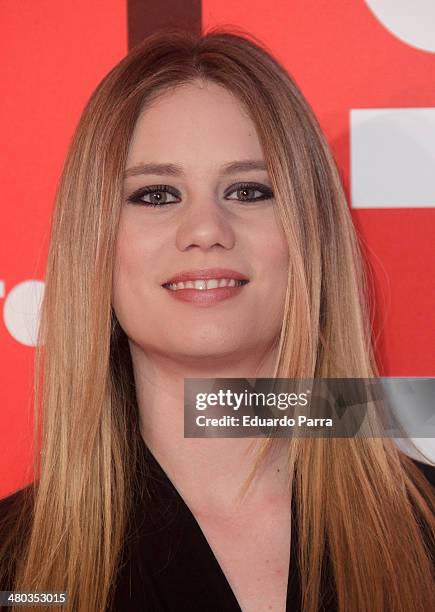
[1,0,433,496]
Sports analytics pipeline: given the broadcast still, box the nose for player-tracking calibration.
[175,195,236,252]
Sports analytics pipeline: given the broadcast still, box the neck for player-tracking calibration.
[130,341,291,517]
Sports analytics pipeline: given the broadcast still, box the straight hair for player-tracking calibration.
[1,27,434,611]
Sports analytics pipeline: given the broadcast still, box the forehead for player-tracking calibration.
[126,81,264,170]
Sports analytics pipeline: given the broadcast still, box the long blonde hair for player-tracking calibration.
[1,27,433,612]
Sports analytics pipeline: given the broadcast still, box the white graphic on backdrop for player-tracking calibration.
[365,0,435,53]
[350,107,435,208]
[2,280,44,347]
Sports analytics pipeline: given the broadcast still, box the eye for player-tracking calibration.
[126,184,181,207]
[224,182,274,202]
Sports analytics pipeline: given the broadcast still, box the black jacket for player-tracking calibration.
[1,443,434,611]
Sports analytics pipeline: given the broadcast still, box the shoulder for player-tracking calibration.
[0,484,33,525]
[0,484,34,592]
[0,485,34,552]
[408,456,435,487]
[415,459,435,485]
[0,483,34,546]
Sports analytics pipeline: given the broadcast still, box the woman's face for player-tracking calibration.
[112,80,289,365]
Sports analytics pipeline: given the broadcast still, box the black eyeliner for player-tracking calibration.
[127,184,181,206]
[126,181,274,207]
[224,181,274,200]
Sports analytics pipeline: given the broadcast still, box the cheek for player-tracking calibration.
[112,219,160,320]
[253,215,289,279]
[250,218,289,323]
[114,214,165,282]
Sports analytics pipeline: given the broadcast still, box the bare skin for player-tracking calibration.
[113,79,292,610]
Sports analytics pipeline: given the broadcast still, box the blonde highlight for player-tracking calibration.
[1,26,433,612]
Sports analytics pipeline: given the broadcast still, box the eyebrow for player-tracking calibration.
[123,159,268,178]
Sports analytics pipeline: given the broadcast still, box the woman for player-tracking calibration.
[1,27,434,612]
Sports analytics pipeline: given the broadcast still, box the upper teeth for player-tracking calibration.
[166,278,244,291]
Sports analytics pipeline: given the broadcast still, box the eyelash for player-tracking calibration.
[126,182,274,208]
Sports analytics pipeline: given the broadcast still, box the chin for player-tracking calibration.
[171,337,257,363]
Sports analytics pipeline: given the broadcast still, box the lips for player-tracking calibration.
[160,268,250,306]
[162,268,249,286]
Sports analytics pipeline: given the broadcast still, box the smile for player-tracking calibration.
[162,278,249,291]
